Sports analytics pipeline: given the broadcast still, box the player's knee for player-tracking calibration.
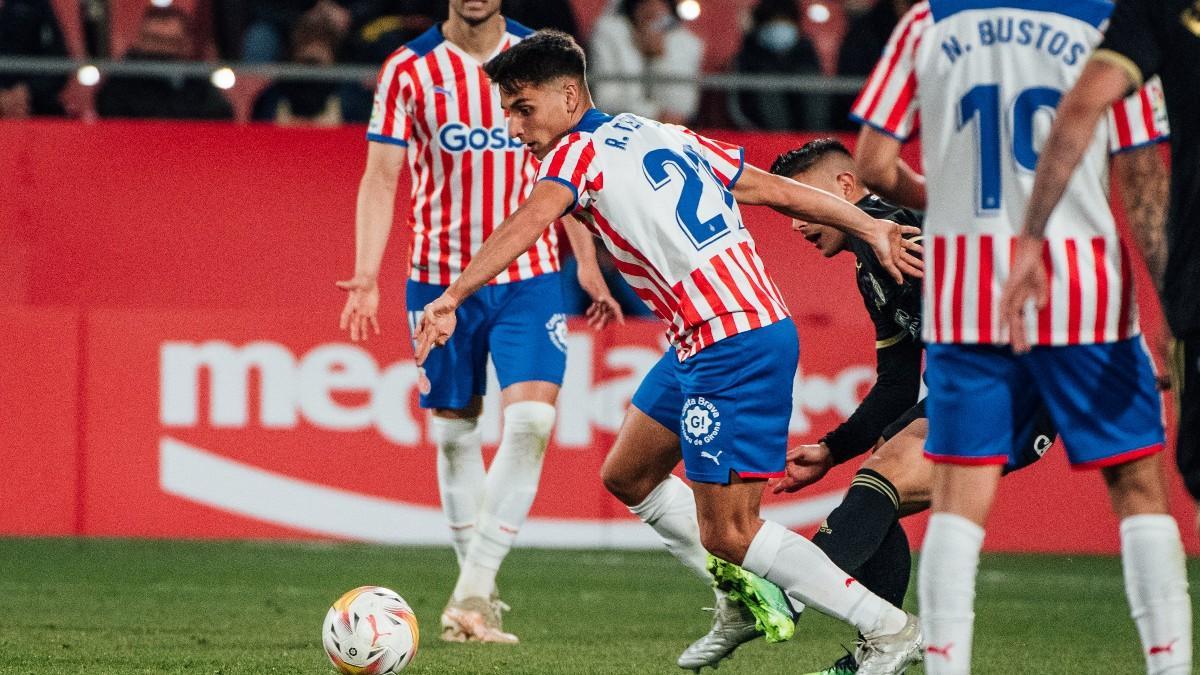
[864,439,931,508]
[698,521,752,565]
[502,401,556,442]
[600,458,652,506]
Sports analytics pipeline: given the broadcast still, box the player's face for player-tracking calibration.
[500,81,575,160]
[449,0,501,25]
[789,170,849,258]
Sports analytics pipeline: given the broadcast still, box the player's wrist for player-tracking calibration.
[441,287,464,310]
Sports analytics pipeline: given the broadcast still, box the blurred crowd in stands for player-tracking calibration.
[0,0,910,129]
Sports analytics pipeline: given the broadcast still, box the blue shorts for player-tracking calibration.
[631,318,799,484]
[925,338,1164,469]
[406,273,567,410]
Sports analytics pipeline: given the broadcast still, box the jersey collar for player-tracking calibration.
[570,108,613,134]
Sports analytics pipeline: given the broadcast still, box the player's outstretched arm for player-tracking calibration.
[733,163,923,284]
[854,126,926,210]
[413,180,573,364]
[336,141,406,342]
[1002,59,1133,353]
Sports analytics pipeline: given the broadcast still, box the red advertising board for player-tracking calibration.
[0,120,1192,554]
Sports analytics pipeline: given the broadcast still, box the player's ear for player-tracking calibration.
[562,78,577,113]
[836,171,858,200]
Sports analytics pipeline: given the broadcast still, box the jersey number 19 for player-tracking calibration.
[958,83,1063,214]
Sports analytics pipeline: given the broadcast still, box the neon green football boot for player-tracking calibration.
[707,554,796,643]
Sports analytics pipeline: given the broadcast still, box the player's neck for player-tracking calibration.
[442,13,507,62]
[566,94,594,130]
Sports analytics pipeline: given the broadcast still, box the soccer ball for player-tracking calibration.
[322,586,419,674]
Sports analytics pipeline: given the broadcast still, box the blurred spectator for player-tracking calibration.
[832,0,913,129]
[96,6,233,120]
[342,0,442,64]
[0,0,70,117]
[588,0,703,125]
[502,0,579,37]
[728,0,825,131]
[253,13,345,126]
[337,0,442,121]
[220,0,351,62]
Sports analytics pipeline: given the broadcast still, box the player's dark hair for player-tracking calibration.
[482,30,586,94]
[770,138,853,177]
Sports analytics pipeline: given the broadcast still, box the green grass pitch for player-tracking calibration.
[0,539,1194,674]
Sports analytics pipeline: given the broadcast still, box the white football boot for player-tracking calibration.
[677,595,762,671]
[854,612,922,675]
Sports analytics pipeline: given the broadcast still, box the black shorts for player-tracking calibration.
[1172,336,1200,500]
[880,398,1057,474]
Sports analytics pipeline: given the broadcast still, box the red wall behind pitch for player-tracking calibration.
[0,120,1191,554]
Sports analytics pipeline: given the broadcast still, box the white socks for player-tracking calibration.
[629,475,713,582]
[431,416,485,565]
[1120,514,1193,675]
[742,519,906,638]
[918,513,984,675]
[452,401,556,601]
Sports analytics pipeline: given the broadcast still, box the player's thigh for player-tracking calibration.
[487,273,568,395]
[676,319,799,486]
[1028,338,1165,469]
[1100,452,1170,518]
[926,343,1036,466]
[602,349,684,504]
[406,280,489,411]
[865,413,933,515]
[500,381,559,408]
[1171,337,1200,501]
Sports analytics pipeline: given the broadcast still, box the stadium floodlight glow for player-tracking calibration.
[210,67,236,90]
[76,65,101,87]
[677,0,701,21]
[807,3,831,23]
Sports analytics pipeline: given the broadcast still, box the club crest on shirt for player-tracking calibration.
[682,397,721,445]
[545,313,568,353]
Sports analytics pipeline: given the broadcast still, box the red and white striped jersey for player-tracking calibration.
[536,109,790,360]
[851,0,1169,346]
[367,20,558,285]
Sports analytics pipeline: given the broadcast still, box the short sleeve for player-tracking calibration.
[850,3,932,141]
[366,50,414,147]
[676,127,746,189]
[1094,0,1161,89]
[535,135,601,214]
[1107,76,1170,154]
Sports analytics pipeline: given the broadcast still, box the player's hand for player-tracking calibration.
[999,235,1048,354]
[336,275,381,342]
[578,268,625,330]
[768,443,835,494]
[414,293,459,366]
[867,219,924,285]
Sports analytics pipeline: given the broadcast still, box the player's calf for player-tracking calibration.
[1103,456,1192,674]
